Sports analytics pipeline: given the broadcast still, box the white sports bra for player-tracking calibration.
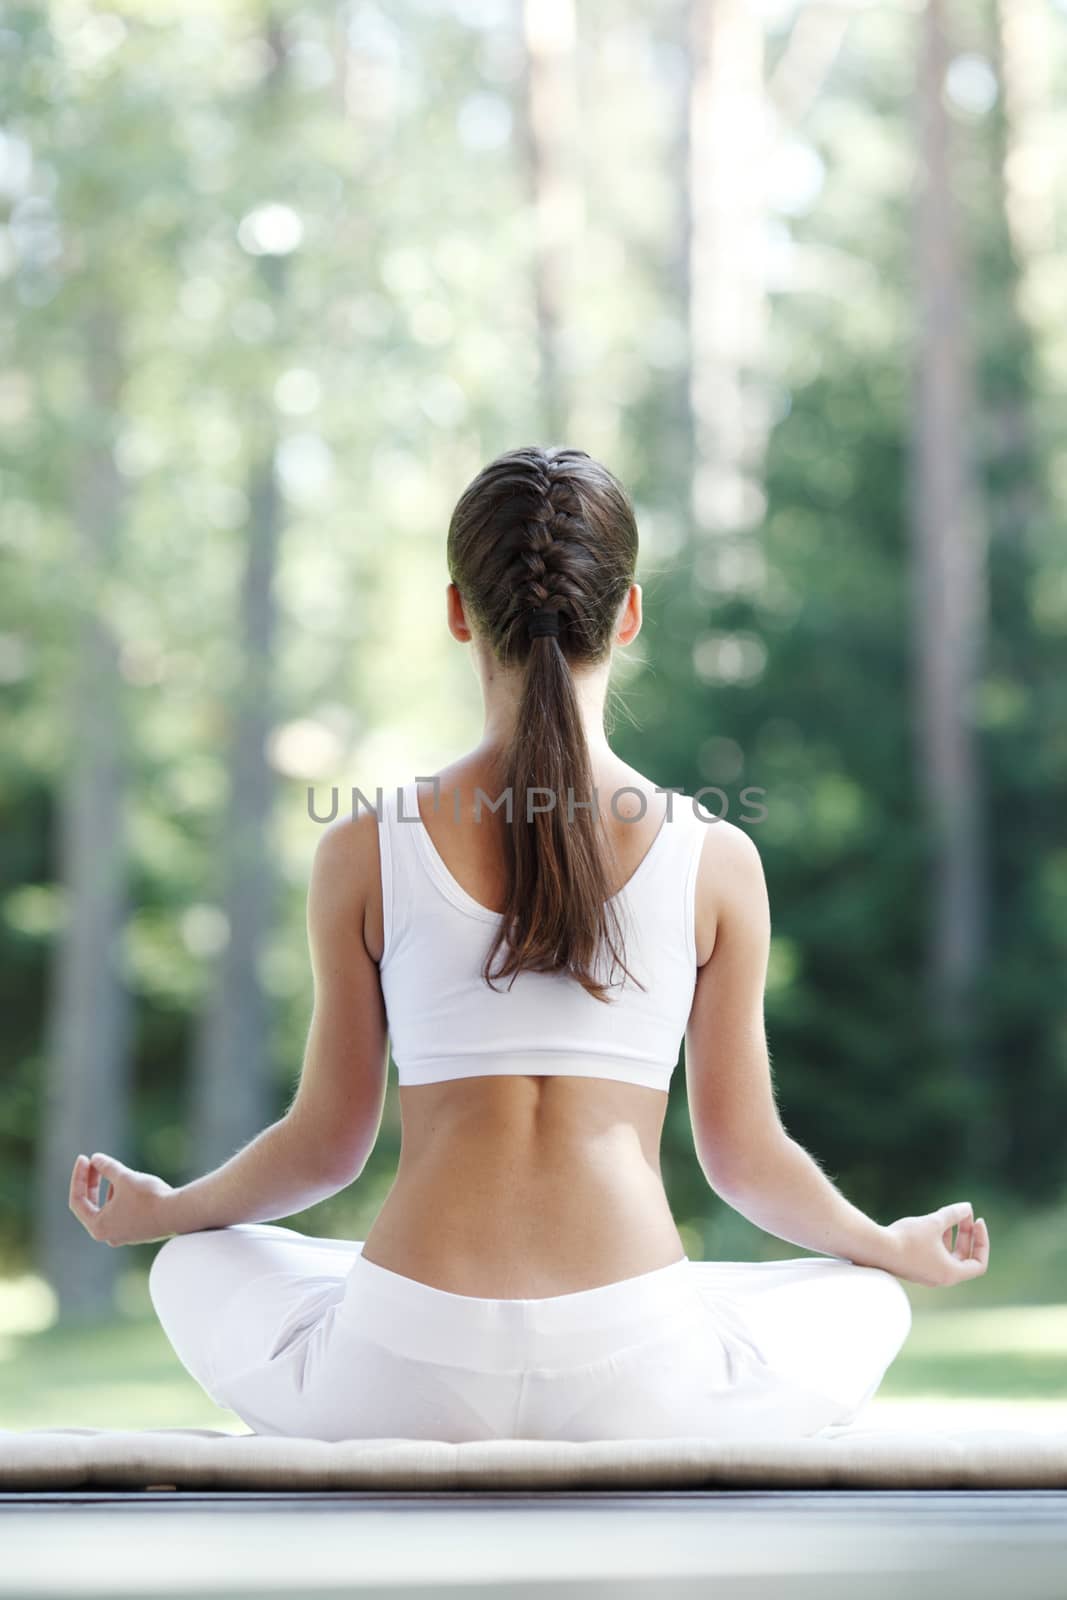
[376,779,712,1092]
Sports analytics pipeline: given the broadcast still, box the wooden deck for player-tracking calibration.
[2,1489,1065,1599]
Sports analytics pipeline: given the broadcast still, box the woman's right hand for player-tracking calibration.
[881,1201,989,1287]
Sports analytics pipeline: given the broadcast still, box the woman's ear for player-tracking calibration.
[447,581,473,643]
[615,582,642,647]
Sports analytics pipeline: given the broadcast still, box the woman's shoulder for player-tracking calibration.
[668,788,763,886]
[309,787,396,906]
[691,809,767,930]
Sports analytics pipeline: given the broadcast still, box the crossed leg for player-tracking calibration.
[687,1254,913,1425]
[148,1223,363,1408]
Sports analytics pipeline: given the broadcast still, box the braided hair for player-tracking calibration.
[446,445,643,1003]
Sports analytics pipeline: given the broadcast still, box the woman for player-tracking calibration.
[70,445,989,1443]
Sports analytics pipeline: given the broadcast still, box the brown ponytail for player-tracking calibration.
[446,445,643,1004]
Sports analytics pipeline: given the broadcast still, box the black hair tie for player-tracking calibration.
[527,607,560,639]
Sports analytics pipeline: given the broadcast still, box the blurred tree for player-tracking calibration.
[187,7,290,1180]
[5,5,203,1313]
[686,0,770,564]
[519,0,579,442]
[973,0,1067,1194]
[35,300,133,1319]
[911,0,990,1164]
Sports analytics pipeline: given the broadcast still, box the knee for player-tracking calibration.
[148,1231,213,1315]
[148,1224,282,1319]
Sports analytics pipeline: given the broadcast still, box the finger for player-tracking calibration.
[957,1212,974,1260]
[90,1152,119,1204]
[950,1219,990,1279]
[68,1154,82,1216]
[952,1253,987,1280]
[939,1200,972,1250]
[68,1153,83,1214]
[72,1154,98,1217]
[68,1154,101,1230]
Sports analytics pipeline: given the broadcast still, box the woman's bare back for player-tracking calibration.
[358,754,716,1297]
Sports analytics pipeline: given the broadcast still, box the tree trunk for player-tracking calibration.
[991,0,1052,549]
[188,448,281,1174]
[187,15,288,1177]
[34,304,132,1320]
[672,3,696,527]
[519,0,580,443]
[686,0,769,592]
[911,0,989,1144]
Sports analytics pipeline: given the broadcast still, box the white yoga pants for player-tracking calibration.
[148,1223,912,1442]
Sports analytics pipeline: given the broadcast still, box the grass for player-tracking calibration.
[878,1304,1067,1401]
[0,1268,241,1432]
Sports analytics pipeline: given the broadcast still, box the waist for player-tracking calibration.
[362,1127,682,1295]
[363,1074,679,1294]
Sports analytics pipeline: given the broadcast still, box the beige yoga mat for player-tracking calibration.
[2,1420,1066,1490]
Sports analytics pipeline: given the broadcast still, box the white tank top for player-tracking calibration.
[376,778,711,1092]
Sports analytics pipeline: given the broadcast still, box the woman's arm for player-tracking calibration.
[161,1117,356,1236]
[684,820,900,1272]
[164,812,390,1234]
[73,811,387,1243]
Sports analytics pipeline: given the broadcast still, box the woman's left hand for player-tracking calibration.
[69,1153,177,1247]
